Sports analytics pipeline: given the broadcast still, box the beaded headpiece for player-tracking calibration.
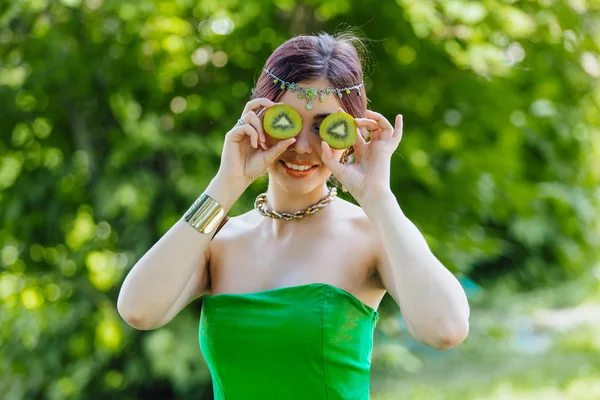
[263,68,364,111]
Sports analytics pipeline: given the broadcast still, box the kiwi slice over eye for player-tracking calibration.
[319,112,357,149]
[263,104,302,139]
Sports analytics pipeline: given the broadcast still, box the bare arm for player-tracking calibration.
[117,97,296,331]
[319,111,469,351]
[363,189,470,350]
[117,175,242,330]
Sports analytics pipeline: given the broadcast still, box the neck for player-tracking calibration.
[265,182,331,214]
[257,181,335,238]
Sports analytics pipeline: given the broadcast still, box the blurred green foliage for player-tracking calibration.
[0,0,599,398]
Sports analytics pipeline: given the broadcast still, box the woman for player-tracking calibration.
[118,32,470,399]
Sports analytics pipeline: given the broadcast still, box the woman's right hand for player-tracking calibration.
[217,98,296,189]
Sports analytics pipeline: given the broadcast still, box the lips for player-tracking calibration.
[279,160,319,174]
[280,160,318,167]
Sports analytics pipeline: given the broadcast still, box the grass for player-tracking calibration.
[370,272,600,400]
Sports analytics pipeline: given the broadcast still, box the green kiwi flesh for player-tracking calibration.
[319,112,357,149]
[263,104,302,139]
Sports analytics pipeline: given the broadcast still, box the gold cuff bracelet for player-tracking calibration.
[182,193,225,234]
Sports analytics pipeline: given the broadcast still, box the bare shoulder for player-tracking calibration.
[209,197,376,246]
[331,197,377,235]
[326,197,382,265]
[206,195,385,297]
[210,209,258,242]
[211,197,377,239]
[331,197,385,285]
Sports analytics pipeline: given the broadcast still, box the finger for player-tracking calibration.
[231,124,259,148]
[368,127,384,142]
[244,111,266,144]
[365,110,393,140]
[392,114,404,144]
[257,107,268,119]
[257,107,268,141]
[225,124,249,143]
[320,141,344,178]
[263,138,296,164]
[354,118,380,132]
[352,130,368,162]
[247,125,259,148]
[242,98,278,116]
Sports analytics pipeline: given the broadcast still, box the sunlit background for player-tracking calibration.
[1,0,599,399]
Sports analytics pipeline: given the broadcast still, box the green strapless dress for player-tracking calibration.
[199,283,380,399]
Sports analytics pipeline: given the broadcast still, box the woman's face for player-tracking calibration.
[265,77,346,194]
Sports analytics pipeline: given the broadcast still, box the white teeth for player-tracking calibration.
[284,161,314,171]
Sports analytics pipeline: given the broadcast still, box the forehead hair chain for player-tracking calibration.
[263,68,364,111]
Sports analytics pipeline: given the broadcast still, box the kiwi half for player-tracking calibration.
[319,112,357,149]
[263,104,302,139]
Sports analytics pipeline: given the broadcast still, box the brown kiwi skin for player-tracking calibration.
[263,104,302,139]
[319,112,357,149]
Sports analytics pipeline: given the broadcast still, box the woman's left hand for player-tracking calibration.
[319,109,403,204]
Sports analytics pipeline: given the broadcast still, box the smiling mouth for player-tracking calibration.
[281,160,318,170]
[280,160,319,173]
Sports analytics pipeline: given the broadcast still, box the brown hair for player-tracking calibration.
[252,32,369,165]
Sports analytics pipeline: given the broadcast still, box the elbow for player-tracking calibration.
[410,313,470,351]
[117,297,162,331]
[430,291,470,350]
[428,319,470,351]
[119,312,161,331]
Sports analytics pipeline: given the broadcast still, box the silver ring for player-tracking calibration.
[237,117,245,126]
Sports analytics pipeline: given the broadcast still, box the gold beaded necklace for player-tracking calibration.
[254,187,338,220]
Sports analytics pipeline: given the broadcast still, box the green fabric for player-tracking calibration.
[199,283,380,399]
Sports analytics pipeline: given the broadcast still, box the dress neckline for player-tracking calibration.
[204,282,379,317]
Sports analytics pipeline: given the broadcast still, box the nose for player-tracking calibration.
[289,123,315,155]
